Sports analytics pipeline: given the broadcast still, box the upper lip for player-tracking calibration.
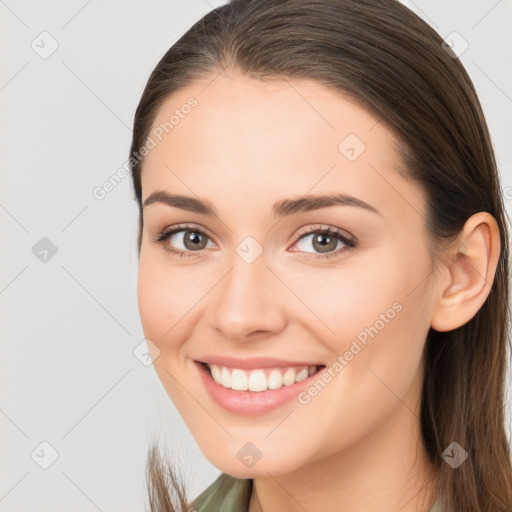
[196,355,326,370]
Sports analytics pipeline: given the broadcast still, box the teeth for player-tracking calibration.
[231,369,248,390]
[210,364,221,383]
[268,369,282,389]
[206,363,320,392]
[248,370,267,392]
[282,368,296,386]
[296,368,309,382]
[221,367,231,388]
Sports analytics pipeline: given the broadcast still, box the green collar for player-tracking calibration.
[191,473,442,511]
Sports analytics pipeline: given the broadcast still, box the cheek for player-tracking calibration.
[136,252,224,362]
[136,256,191,346]
[136,258,198,404]
[284,253,406,346]
[293,246,431,377]
[329,253,431,402]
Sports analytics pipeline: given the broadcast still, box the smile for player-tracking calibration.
[195,361,327,415]
[206,363,321,392]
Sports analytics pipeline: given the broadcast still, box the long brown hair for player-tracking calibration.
[130,1,512,510]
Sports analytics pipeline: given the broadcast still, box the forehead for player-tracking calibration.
[140,71,425,222]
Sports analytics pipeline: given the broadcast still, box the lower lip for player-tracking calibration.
[194,361,324,416]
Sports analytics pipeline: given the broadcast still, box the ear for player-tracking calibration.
[430,212,501,332]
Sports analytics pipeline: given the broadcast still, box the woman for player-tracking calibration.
[129,0,512,510]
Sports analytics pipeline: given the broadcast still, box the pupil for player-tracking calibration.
[185,231,206,250]
[314,233,336,253]
[188,232,199,244]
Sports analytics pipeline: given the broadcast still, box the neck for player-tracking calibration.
[248,393,439,512]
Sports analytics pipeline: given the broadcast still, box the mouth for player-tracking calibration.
[194,359,328,415]
[198,361,327,393]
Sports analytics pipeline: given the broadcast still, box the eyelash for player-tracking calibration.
[153,223,357,261]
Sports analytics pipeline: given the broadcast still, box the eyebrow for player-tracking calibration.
[142,190,381,217]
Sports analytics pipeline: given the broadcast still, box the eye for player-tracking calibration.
[153,223,357,260]
[289,224,357,260]
[153,224,215,258]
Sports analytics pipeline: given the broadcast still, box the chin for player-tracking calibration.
[198,439,311,479]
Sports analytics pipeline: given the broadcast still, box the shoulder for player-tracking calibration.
[429,499,443,512]
[189,472,252,512]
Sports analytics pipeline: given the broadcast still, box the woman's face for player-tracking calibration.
[137,71,439,477]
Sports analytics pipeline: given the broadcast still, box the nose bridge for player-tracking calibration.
[207,237,286,340]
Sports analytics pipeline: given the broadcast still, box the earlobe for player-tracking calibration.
[430,212,501,332]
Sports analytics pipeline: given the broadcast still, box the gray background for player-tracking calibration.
[1,0,511,510]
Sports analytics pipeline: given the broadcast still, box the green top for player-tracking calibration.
[191,472,443,511]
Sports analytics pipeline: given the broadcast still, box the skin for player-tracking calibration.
[136,70,500,512]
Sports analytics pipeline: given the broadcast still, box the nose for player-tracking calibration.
[205,246,288,343]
